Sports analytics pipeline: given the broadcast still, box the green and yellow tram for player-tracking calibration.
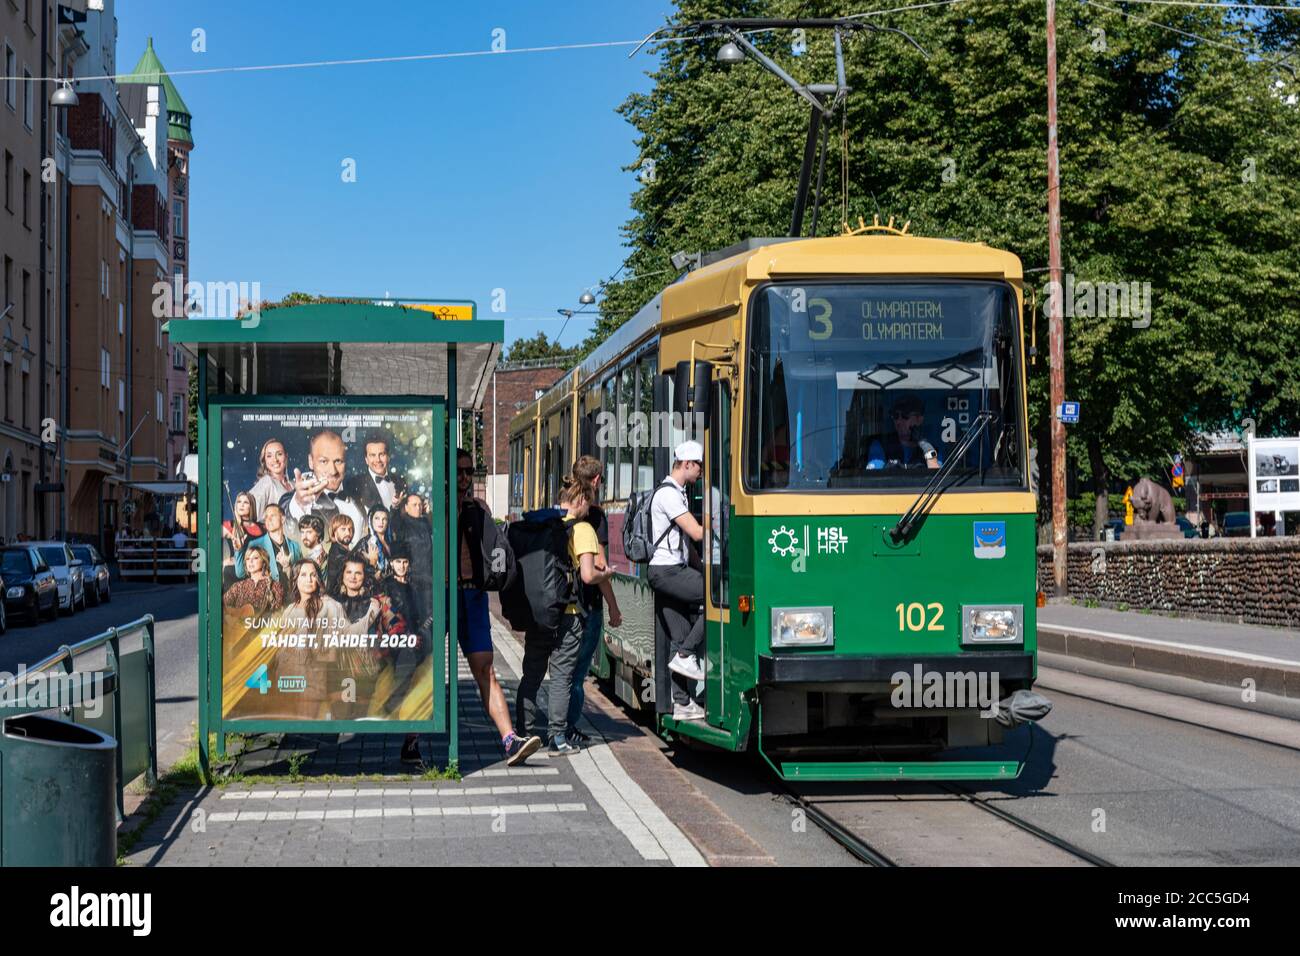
[507,226,1038,781]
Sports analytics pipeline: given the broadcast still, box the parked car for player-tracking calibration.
[31,541,86,614]
[0,546,59,624]
[1222,512,1252,537]
[70,544,111,605]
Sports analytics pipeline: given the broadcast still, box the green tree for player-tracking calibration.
[504,331,577,364]
[595,0,1300,532]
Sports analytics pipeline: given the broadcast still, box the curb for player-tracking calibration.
[1037,624,1300,699]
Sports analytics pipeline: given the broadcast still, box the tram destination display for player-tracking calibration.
[218,404,436,721]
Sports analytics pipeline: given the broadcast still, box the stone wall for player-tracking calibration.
[1036,538,1300,627]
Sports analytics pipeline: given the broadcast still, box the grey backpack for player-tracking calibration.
[622,482,677,564]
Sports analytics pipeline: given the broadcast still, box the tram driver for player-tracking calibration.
[866,395,941,471]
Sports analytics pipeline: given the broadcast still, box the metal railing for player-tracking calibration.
[0,614,159,820]
[116,536,195,581]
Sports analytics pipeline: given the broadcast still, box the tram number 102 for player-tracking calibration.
[896,602,945,632]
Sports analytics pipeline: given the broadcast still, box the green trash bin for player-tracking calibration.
[0,714,117,866]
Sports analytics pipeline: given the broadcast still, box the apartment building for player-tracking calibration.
[0,0,62,541]
[58,0,183,547]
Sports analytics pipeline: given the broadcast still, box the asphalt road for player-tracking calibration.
[961,688,1300,866]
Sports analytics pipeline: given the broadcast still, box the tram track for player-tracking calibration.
[781,777,1109,867]
[779,785,898,867]
[938,783,1114,867]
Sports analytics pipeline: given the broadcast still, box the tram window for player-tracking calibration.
[636,356,656,493]
[619,363,635,498]
[746,281,1025,492]
[601,376,616,501]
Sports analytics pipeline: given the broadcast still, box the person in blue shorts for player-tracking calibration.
[455,450,542,766]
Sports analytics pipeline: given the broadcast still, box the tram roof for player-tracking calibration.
[167,301,502,410]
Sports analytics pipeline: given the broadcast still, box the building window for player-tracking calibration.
[21,367,28,429]
[3,352,10,422]
[155,318,161,348]
[20,271,28,328]
[4,46,15,111]
[118,379,124,413]
[2,151,10,212]
[22,67,32,130]
[21,170,30,228]
[117,302,124,335]
[172,345,185,370]
[100,349,110,389]
[171,393,184,433]
[172,199,184,238]
[2,257,10,312]
[156,389,163,423]
[101,260,108,298]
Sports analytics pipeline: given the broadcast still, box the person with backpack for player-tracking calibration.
[510,476,609,755]
[565,456,622,744]
[647,440,707,721]
[451,450,541,766]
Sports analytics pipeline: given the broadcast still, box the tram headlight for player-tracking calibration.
[771,607,834,648]
[962,605,1023,644]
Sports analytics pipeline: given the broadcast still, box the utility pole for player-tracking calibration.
[1046,0,1068,594]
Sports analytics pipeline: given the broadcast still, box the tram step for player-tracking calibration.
[769,759,1023,782]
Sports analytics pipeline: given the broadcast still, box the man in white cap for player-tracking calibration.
[648,440,707,721]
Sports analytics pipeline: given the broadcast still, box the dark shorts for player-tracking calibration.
[457,587,494,656]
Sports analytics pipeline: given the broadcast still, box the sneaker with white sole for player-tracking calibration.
[668,653,704,681]
[504,733,543,767]
[672,700,706,721]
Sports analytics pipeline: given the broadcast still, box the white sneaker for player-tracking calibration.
[672,700,706,721]
[668,653,704,681]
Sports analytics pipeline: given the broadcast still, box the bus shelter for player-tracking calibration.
[167,301,502,775]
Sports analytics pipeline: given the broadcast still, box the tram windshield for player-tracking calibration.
[745,281,1025,492]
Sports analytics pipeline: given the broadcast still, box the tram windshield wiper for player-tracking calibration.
[888,410,995,544]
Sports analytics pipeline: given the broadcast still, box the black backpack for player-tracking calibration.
[461,501,516,592]
[623,482,677,564]
[499,509,582,632]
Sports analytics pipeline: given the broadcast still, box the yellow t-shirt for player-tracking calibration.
[564,516,601,615]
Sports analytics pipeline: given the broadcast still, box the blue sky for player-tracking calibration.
[114,0,676,349]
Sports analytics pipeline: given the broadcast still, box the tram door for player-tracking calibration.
[704,378,731,726]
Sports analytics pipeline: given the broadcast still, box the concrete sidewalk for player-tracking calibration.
[1038,603,1300,699]
[124,617,709,867]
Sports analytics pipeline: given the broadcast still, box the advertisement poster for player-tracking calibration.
[219,404,437,722]
[1249,436,1300,517]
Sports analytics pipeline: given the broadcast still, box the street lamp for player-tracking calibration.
[578,290,596,306]
[716,40,745,64]
[50,80,78,108]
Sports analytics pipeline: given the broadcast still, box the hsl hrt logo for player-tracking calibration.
[246,664,270,695]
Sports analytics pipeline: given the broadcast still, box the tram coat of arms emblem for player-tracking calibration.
[972,521,1006,559]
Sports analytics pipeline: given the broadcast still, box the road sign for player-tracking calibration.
[1057,401,1080,424]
